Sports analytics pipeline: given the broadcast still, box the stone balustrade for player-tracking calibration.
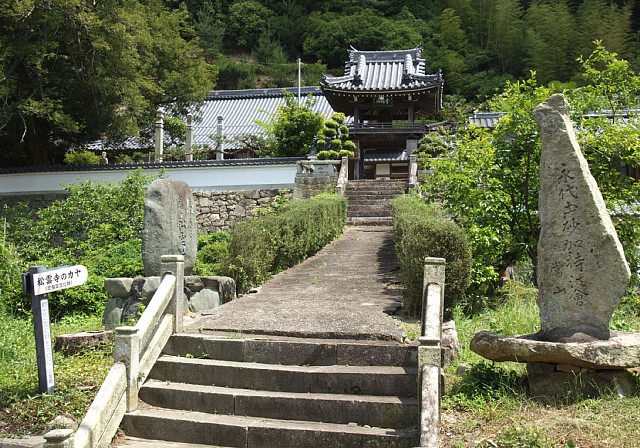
[44,255,185,448]
[418,257,445,448]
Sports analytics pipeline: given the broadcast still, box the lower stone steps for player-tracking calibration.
[118,334,419,448]
[119,437,231,448]
[147,355,418,396]
[139,380,418,428]
[347,217,394,226]
[122,408,418,448]
[345,180,406,225]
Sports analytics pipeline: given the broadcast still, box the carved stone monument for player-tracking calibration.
[142,179,198,277]
[535,94,631,342]
[471,94,640,399]
[102,179,236,328]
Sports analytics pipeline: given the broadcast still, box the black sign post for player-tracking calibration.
[22,264,88,395]
[22,266,55,395]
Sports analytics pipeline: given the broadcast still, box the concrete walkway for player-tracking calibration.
[187,226,407,342]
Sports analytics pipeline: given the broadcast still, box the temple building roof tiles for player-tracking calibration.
[321,47,443,93]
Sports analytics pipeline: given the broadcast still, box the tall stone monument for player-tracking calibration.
[142,179,198,277]
[470,94,640,399]
[534,94,631,342]
[102,179,236,328]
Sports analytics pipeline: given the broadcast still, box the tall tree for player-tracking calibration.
[0,0,215,167]
[258,93,324,157]
[523,0,576,84]
[575,0,633,61]
[302,9,422,67]
[225,0,275,52]
[191,1,226,62]
[486,0,525,75]
[423,45,640,305]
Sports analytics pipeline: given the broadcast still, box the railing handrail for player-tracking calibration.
[349,122,426,130]
[417,257,445,448]
[46,255,185,448]
[136,273,176,352]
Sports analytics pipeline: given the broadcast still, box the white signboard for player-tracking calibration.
[32,265,88,295]
[40,298,55,390]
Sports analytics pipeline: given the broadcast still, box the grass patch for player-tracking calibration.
[438,280,640,447]
[0,311,112,436]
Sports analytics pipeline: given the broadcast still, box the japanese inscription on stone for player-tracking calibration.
[533,94,630,342]
[552,162,587,307]
[142,179,197,276]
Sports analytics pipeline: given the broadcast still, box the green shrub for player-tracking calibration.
[317,150,340,160]
[225,194,347,292]
[193,231,230,276]
[86,239,143,278]
[1,170,158,316]
[0,243,26,314]
[64,149,101,166]
[330,138,342,150]
[342,140,357,151]
[392,194,472,318]
[49,275,110,318]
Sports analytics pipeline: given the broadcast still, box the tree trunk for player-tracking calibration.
[24,118,52,166]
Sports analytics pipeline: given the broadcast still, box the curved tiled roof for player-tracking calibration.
[192,87,342,150]
[87,87,347,152]
[320,47,443,93]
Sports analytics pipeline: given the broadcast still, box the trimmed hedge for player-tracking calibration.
[392,195,472,318]
[224,194,347,292]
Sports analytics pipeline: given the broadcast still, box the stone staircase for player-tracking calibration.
[346,180,408,226]
[119,333,419,447]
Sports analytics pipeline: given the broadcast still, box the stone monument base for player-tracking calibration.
[471,331,640,400]
[102,275,236,328]
[528,362,636,401]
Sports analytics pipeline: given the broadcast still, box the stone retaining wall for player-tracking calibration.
[1,189,291,234]
[292,173,338,199]
[0,193,68,211]
[194,189,291,233]
[292,160,341,200]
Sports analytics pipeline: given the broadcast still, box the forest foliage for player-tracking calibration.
[2,0,640,166]
[421,43,640,314]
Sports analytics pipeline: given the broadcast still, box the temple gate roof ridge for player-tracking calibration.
[321,47,442,93]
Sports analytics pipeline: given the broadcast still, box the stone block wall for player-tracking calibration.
[1,189,291,234]
[293,173,338,199]
[193,189,291,233]
[0,193,68,211]
[292,160,341,200]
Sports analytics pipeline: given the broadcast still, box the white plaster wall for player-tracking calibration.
[0,164,297,195]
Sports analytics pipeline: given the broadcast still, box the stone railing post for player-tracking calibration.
[418,257,445,448]
[216,115,224,160]
[161,254,185,333]
[43,429,74,447]
[185,113,194,161]
[114,326,140,412]
[335,156,349,196]
[409,154,418,190]
[154,108,164,162]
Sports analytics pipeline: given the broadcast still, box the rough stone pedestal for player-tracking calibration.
[527,362,636,401]
[102,275,236,328]
[470,331,640,400]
